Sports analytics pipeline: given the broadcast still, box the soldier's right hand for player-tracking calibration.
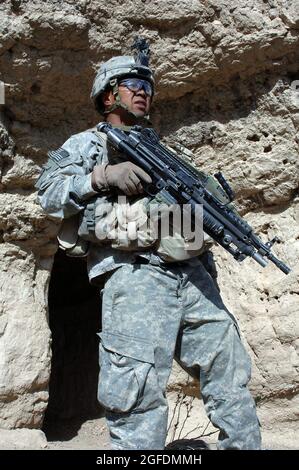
[92,161,152,196]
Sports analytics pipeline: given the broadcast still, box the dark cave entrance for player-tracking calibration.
[42,249,104,440]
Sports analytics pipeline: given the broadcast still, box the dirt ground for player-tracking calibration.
[44,416,298,450]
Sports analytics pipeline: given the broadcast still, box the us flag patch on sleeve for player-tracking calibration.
[48,148,70,163]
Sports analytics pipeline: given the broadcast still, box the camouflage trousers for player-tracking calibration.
[97,259,261,450]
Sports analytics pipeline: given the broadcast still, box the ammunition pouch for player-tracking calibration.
[78,194,158,251]
[57,213,90,257]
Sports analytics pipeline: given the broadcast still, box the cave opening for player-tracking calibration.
[42,249,104,441]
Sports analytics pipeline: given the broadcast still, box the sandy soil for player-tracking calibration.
[44,416,298,451]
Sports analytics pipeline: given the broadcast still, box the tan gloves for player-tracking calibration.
[91,162,152,196]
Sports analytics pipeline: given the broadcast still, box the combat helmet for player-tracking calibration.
[91,37,154,118]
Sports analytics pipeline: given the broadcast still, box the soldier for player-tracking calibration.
[36,42,261,450]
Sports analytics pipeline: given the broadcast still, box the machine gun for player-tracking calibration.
[97,123,291,275]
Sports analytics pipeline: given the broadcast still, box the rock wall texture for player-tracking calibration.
[0,0,298,442]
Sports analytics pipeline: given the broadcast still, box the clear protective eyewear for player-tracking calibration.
[118,78,153,97]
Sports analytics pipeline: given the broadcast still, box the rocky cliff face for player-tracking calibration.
[0,0,298,443]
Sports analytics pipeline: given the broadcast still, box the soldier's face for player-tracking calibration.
[103,80,152,119]
[118,83,152,117]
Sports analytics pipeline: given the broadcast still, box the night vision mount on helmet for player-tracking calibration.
[91,37,155,119]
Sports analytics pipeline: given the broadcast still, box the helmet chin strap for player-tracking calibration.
[103,79,151,124]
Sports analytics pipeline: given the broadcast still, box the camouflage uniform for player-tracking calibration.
[99,260,261,450]
[36,127,261,450]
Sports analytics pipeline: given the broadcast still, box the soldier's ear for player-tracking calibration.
[102,90,114,107]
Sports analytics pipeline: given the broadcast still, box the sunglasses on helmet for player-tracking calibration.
[118,78,153,97]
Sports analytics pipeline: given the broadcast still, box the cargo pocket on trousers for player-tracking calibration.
[97,331,155,413]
